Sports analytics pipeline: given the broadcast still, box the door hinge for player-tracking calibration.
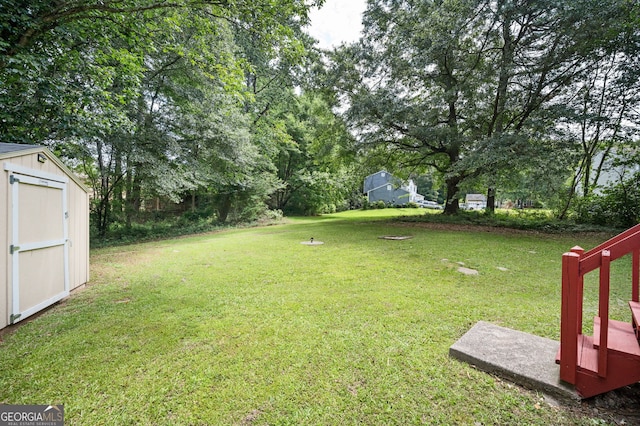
[9,245,20,254]
[9,175,19,184]
[10,313,21,324]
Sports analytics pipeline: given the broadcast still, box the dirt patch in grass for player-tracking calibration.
[580,384,640,425]
[496,376,640,425]
[239,409,263,425]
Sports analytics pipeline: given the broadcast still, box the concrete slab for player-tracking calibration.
[449,321,580,402]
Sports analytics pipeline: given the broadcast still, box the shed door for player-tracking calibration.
[8,172,68,324]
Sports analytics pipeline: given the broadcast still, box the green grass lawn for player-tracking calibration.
[0,210,629,424]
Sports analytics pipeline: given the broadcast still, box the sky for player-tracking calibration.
[306,0,368,49]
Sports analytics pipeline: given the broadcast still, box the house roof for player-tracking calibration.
[0,143,90,192]
[364,170,389,179]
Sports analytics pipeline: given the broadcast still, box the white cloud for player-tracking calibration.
[307,0,367,49]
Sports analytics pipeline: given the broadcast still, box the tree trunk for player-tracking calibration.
[217,193,233,223]
[96,194,110,237]
[484,4,512,216]
[443,175,461,215]
[582,156,592,198]
[95,139,111,236]
[125,164,142,227]
[113,146,124,220]
[486,187,496,214]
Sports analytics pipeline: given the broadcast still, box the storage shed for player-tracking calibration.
[1,143,90,329]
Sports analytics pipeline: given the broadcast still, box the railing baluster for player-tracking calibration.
[633,248,639,303]
[598,249,611,378]
[571,246,585,335]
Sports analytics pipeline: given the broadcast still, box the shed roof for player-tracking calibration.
[0,142,37,154]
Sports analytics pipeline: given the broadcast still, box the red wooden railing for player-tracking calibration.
[560,223,640,385]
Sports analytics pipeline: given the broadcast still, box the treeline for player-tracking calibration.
[1,1,640,239]
[0,0,360,237]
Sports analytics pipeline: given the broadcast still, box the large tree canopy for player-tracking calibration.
[0,0,320,142]
[330,0,637,214]
[0,0,340,234]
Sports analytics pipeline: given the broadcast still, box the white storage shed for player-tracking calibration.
[1,143,90,329]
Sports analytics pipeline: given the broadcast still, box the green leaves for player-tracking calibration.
[0,0,332,231]
[331,0,638,213]
[263,92,357,215]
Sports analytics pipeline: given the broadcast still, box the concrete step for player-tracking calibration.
[449,321,578,401]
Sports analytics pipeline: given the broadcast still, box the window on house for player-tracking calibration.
[381,172,386,177]
[387,185,392,191]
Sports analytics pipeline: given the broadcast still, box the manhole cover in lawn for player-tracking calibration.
[378,235,413,240]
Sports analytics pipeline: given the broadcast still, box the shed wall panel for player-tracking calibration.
[19,247,65,312]
[67,180,90,288]
[18,183,64,243]
[0,169,7,329]
[5,152,89,291]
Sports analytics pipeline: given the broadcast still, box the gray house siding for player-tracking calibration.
[364,171,418,206]
[363,171,397,193]
[368,186,411,205]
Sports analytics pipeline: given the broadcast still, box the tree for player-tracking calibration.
[0,0,322,145]
[265,92,356,214]
[55,7,252,234]
[330,0,635,214]
[556,53,640,219]
[0,1,325,233]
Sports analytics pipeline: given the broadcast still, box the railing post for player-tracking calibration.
[560,250,581,384]
[598,249,611,377]
[633,248,639,303]
[571,246,585,335]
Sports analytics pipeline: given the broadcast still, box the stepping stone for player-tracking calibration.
[458,267,479,275]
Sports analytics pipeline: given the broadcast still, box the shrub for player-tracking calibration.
[321,203,337,214]
[258,209,283,223]
[572,173,640,228]
[394,208,612,233]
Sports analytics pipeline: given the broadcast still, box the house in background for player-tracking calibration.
[463,193,487,210]
[363,170,424,206]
